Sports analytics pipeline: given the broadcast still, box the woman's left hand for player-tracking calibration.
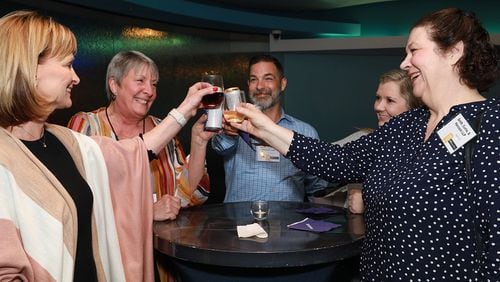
[192,114,217,146]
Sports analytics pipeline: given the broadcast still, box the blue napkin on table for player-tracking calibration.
[287,217,341,233]
[295,206,341,215]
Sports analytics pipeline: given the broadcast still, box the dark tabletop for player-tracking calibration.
[154,201,364,268]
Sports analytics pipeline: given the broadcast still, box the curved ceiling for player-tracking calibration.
[187,0,391,12]
[52,0,500,40]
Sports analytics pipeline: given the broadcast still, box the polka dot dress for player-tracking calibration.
[287,98,500,281]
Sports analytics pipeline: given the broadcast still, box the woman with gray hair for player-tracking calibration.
[68,50,216,281]
[69,51,214,219]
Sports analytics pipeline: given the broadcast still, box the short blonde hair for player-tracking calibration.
[379,69,422,109]
[0,10,77,127]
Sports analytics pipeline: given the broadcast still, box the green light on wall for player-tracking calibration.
[316,33,360,38]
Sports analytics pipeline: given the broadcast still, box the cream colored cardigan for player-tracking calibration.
[0,124,154,282]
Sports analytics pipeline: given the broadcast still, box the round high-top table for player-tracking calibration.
[154,201,364,281]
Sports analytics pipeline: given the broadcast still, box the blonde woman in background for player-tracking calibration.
[345,69,420,214]
[321,69,420,213]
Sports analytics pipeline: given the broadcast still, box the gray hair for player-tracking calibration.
[105,50,159,101]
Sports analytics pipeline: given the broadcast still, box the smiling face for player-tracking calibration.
[247,61,287,111]
[36,54,80,111]
[374,81,409,126]
[400,26,455,104]
[110,64,157,120]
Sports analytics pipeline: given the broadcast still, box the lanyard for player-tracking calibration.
[239,132,256,151]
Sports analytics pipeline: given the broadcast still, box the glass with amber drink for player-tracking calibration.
[223,87,246,123]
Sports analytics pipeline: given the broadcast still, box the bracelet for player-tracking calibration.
[168,108,187,127]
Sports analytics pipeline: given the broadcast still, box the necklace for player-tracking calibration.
[105,106,145,141]
[19,125,47,148]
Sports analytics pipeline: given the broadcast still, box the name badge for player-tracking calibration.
[437,113,477,154]
[256,146,280,162]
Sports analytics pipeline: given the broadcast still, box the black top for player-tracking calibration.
[286,98,500,280]
[22,131,97,282]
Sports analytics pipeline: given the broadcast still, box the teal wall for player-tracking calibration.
[282,53,401,142]
[280,52,500,142]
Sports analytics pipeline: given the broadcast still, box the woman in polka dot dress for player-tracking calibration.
[232,8,499,281]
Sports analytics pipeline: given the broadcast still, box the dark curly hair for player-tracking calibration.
[413,8,498,92]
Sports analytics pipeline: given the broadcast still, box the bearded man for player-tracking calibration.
[212,54,328,202]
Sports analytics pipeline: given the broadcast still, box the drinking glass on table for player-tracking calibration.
[201,73,224,109]
[251,200,269,221]
[223,87,246,123]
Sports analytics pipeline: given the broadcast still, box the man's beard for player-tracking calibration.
[249,90,280,111]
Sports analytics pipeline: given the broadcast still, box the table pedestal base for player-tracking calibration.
[160,255,360,282]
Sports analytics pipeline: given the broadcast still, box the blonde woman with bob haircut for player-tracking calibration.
[326,69,421,213]
[378,69,421,113]
[0,10,216,281]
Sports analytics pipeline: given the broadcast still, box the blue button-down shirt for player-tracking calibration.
[212,110,329,202]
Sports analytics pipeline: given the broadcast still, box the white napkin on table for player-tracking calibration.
[237,223,268,238]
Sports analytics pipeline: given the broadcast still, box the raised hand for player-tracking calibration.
[177,82,218,119]
[229,102,294,155]
[228,103,273,138]
[192,114,218,145]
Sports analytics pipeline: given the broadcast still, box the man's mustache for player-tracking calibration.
[251,90,272,96]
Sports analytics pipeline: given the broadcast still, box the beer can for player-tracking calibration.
[224,86,240,93]
[205,103,223,131]
[224,87,241,106]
